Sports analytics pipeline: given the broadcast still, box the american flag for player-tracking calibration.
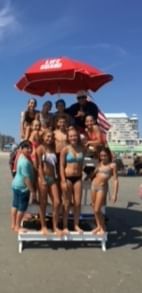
[97,110,111,134]
[87,95,111,133]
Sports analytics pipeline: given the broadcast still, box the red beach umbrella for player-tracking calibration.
[16,57,113,96]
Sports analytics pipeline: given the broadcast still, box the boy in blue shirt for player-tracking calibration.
[11,140,36,232]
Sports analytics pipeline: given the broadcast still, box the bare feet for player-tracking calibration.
[11,225,15,231]
[92,227,105,236]
[40,227,48,235]
[95,229,105,236]
[53,228,63,237]
[62,228,70,235]
[14,227,28,233]
[92,227,101,234]
[74,225,83,234]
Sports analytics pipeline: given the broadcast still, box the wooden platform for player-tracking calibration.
[18,230,108,253]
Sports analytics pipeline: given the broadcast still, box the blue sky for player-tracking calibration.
[0,0,142,142]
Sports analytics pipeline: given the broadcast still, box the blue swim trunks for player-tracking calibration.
[12,188,30,212]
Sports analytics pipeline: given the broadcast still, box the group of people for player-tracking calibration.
[10,91,119,236]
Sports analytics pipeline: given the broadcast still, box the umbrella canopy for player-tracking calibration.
[16,57,113,96]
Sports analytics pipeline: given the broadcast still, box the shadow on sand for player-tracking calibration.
[107,203,142,250]
[23,203,142,251]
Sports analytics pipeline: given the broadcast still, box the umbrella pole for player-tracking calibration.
[57,87,61,99]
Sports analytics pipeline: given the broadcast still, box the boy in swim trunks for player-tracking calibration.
[11,140,36,232]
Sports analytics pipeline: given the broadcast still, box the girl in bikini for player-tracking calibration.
[20,98,40,140]
[37,130,61,235]
[83,115,104,179]
[60,127,85,234]
[91,146,119,235]
[85,115,106,153]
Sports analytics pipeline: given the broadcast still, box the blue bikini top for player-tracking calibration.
[65,151,84,164]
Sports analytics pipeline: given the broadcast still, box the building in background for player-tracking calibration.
[105,113,140,145]
[105,113,142,154]
[0,133,15,150]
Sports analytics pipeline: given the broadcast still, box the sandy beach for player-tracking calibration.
[0,155,142,293]
[0,151,10,156]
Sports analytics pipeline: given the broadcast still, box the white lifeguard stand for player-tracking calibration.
[17,157,108,253]
[18,230,108,253]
